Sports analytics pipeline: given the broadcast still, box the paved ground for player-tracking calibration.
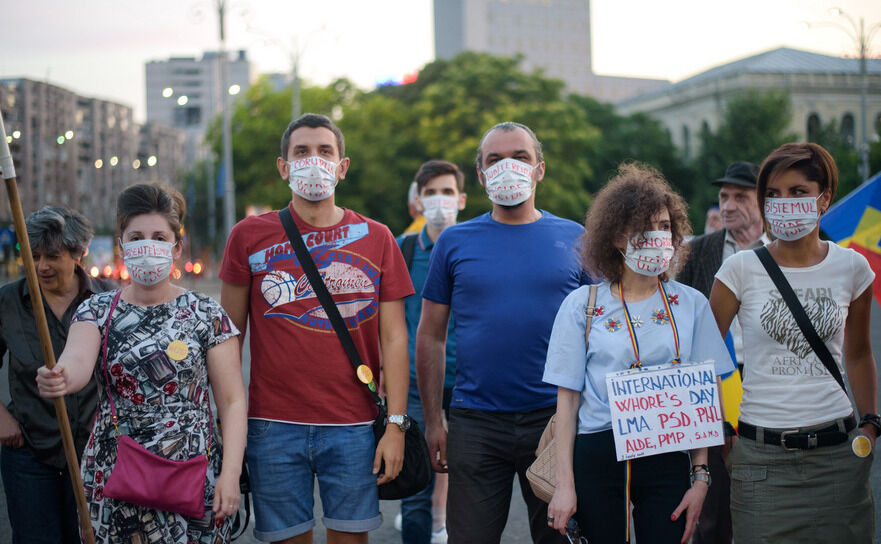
[0,276,879,542]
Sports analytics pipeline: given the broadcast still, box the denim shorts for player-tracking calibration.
[246,419,381,541]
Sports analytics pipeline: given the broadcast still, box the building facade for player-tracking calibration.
[145,50,250,163]
[617,47,881,161]
[433,0,667,102]
[0,78,186,230]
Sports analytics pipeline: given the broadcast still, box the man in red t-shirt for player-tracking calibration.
[219,113,414,544]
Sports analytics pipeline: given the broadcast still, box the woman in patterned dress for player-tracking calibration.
[37,183,247,543]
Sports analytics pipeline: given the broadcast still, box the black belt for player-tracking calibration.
[738,416,855,450]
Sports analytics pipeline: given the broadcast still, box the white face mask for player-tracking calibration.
[482,158,534,206]
[288,156,338,201]
[122,239,174,286]
[764,195,822,241]
[421,195,459,230]
[622,230,674,277]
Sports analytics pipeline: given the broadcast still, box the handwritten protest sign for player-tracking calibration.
[606,362,724,461]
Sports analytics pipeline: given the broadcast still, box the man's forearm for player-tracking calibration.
[416,333,446,428]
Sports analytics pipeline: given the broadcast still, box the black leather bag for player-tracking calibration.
[279,207,432,500]
[371,401,432,499]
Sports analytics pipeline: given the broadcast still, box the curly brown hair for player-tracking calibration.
[581,163,691,283]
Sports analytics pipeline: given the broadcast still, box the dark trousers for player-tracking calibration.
[402,386,454,544]
[692,446,731,544]
[1,445,80,544]
[446,406,565,544]
[573,431,689,544]
[401,386,435,544]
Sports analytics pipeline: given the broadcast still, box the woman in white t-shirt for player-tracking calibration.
[710,142,878,543]
[544,164,735,543]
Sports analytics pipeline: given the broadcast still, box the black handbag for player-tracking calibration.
[279,207,432,500]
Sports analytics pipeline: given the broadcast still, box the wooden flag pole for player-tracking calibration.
[0,113,96,543]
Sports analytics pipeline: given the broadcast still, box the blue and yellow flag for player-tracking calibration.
[820,172,881,305]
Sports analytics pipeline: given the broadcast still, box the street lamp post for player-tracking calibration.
[217,0,236,240]
[810,8,881,180]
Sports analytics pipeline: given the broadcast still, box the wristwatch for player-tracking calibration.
[387,414,411,432]
[690,464,711,487]
[859,413,881,434]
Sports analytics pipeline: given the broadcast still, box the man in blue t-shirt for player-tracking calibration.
[396,160,466,544]
[417,122,588,543]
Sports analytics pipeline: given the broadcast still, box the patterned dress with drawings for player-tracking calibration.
[73,290,239,543]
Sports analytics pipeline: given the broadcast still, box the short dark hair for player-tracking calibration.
[756,142,838,218]
[117,183,187,243]
[415,160,465,193]
[582,163,691,283]
[280,113,345,160]
[26,205,93,258]
[475,122,544,170]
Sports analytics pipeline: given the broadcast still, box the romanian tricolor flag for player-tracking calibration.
[820,172,881,305]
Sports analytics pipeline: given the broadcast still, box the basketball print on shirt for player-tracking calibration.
[760,286,842,374]
[249,222,381,332]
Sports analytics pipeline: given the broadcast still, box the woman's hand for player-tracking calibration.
[0,408,23,449]
[35,365,70,398]
[547,483,577,535]
[671,481,708,544]
[212,468,241,521]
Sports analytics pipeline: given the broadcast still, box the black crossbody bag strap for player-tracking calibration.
[279,207,384,409]
[754,246,847,394]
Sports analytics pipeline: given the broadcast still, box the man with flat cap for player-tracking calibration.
[677,160,769,544]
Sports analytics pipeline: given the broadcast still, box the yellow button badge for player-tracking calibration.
[166,340,189,362]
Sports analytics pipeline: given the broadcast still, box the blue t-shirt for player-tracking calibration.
[397,228,457,389]
[543,280,736,434]
[422,211,587,412]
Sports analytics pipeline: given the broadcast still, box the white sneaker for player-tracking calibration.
[431,526,448,543]
[394,512,402,532]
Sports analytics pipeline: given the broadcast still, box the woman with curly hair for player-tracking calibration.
[710,143,876,542]
[543,163,734,543]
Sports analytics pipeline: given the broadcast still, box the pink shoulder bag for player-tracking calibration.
[100,290,210,518]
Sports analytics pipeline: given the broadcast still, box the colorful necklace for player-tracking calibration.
[617,276,681,542]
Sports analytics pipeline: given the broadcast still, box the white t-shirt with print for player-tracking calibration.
[715,242,874,428]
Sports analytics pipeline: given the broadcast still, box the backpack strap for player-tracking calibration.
[400,233,419,272]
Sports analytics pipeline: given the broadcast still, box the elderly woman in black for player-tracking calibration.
[0,206,114,543]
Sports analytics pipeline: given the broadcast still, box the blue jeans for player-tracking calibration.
[0,445,80,544]
[401,386,435,544]
[246,420,381,541]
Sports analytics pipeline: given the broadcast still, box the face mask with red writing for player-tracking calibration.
[622,230,674,277]
[122,239,174,286]
[288,156,338,201]
[764,195,821,241]
[482,158,534,206]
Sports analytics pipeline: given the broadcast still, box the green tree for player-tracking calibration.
[808,119,863,202]
[569,95,695,200]
[206,76,350,217]
[201,52,691,240]
[692,90,797,225]
[406,52,598,222]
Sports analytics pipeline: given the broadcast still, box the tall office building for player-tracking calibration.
[0,79,186,230]
[145,50,251,162]
[434,0,667,103]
